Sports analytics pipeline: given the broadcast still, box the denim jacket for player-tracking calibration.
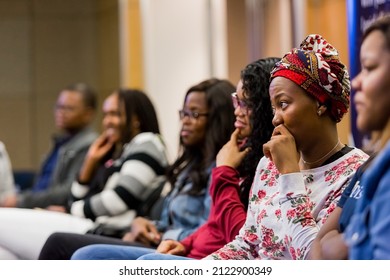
[344,141,390,259]
[155,161,214,241]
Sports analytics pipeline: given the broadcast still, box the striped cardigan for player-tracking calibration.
[69,132,168,226]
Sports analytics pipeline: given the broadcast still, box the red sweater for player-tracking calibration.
[180,166,247,259]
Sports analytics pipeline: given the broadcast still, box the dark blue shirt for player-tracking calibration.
[32,135,71,192]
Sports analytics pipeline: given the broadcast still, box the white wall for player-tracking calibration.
[139,0,228,161]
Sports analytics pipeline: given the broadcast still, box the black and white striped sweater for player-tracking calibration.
[69,132,168,225]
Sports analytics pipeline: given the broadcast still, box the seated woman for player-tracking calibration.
[205,34,369,260]
[69,57,280,260]
[0,89,169,259]
[38,78,236,260]
[309,15,390,260]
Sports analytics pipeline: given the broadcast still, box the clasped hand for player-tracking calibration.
[122,217,161,247]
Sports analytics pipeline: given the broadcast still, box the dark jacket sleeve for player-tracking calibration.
[17,129,97,208]
[17,146,91,208]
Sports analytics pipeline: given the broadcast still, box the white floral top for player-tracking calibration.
[205,148,368,260]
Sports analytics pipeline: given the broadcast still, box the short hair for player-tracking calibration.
[64,83,97,110]
[362,14,390,50]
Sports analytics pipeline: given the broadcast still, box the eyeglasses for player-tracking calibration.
[179,109,208,120]
[54,104,79,113]
[231,92,250,115]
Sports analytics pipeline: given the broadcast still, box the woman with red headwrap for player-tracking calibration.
[205,34,369,260]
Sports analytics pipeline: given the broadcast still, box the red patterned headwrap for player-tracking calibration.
[270,34,350,122]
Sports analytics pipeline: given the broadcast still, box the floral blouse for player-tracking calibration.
[205,148,368,260]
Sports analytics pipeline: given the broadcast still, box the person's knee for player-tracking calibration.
[45,232,64,245]
[71,245,104,260]
[0,246,19,260]
[137,253,159,260]
[39,232,66,259]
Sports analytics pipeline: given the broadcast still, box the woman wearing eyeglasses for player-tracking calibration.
[38,78,235,260]
[205,34,368,260]
[66,58,279,260]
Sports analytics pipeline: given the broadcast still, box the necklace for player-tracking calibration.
[301,140,341,166]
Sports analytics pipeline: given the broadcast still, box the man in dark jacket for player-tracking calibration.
[1,83,98,208]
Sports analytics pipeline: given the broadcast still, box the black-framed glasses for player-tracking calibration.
[54,104,79,113]
[179,109,209,120]
[231,92,250,115]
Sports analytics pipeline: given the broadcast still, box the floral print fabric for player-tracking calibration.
[205,148,368,260]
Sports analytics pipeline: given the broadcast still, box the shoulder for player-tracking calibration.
[129,132,166,152]
[122,133,168,162]
[77,127,98,142]
[328,147,369,170]
[65,127,98,149]
[363,141,390,183]
[378,141,390,162]
[132,132,164,145]
[346,147,370,160]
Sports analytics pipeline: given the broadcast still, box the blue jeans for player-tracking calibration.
[71,245,156,260]
[138,253,192,260]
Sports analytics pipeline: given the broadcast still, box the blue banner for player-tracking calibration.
[347,0,390,148]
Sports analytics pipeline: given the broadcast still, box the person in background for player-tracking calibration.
[0,141,16,206]
[308,15,390,260]
[0,141,17,259]
[69,58,279,260]
[1,83,98,209]
[0,89,168,259]
[313,15,390,260]
[38,78,235,260]
[205,34,368,260]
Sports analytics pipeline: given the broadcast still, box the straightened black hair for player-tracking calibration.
[167,78,235,195]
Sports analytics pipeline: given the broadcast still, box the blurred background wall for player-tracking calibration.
[0,0,350,171]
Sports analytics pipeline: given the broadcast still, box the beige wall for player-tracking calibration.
[226,0,351,145]
[306,0,350,144]
[226,0,248,84]
[119,0,144,88]
[0,0,353,171]
[0,0,119,170]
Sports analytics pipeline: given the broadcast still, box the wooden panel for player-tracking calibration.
[306,0,350,145]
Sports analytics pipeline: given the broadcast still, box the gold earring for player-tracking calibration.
[317,110,322,116]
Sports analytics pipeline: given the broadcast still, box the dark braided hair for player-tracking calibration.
[237,57,280,209]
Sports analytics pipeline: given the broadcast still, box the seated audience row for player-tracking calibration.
[0,79,235,259]
[1,15,390,260]
[76,34,368,261]
[40,57,280,260]
[1,83,98,209]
